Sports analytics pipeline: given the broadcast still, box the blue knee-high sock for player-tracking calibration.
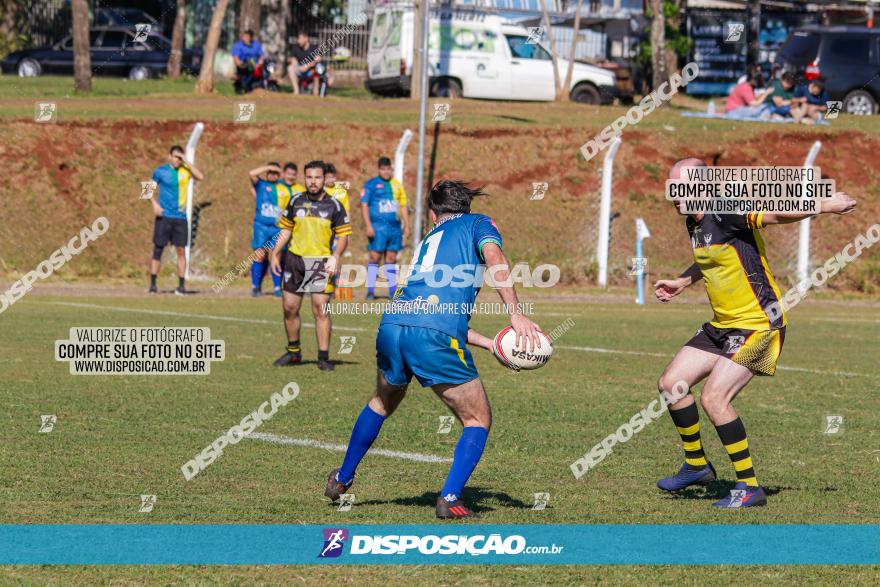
[251,258,268,290]
[338,405,386,484]
[271,266,282,290]
[440,426,489,501]
[366,262,379,296]
[384,264,398,298]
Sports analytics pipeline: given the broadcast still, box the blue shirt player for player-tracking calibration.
[325,180,545,519]
[249,162,285,297]
[360,156,410,300]
[148,144,203,295]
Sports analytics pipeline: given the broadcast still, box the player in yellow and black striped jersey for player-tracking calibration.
[653,157,856,508]
[270,160,351,372]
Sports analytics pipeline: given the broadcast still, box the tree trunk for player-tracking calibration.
[167,0,186,78]
[237,0,261,37]
[72,0,91,91]
[649,0,668,89]
[539,0,562,101]
[411,0,424,100]
[262,0,288,66]
[561,0,585,103]
[195,0,231,94]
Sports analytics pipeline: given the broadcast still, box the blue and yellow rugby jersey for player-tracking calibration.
[381,214,502,342]
[279,192,352,257]
[361,176,407,226]
[152,163,191,219]
[277,182,306,225]
[687,211,787,330]
[253,179,285,226]
[326,184,350,212]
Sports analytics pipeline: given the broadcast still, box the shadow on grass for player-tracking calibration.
[663,480,797,500]
[357,486,533,513]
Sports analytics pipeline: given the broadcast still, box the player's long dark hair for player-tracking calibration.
[428,180,487,215]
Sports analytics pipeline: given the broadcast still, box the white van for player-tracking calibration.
[366,7,618,104]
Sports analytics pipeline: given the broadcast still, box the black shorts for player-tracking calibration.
[281,252,334,295]
[685,322,786,376]
[153,217,188,248]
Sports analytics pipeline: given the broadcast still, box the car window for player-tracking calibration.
[60,36,73,50]
[825,35,871,63]
[779,31,820,65]
[506,35,551,60]
[100,31,128,49]
[90,31,102,47]
[371,13,389,49]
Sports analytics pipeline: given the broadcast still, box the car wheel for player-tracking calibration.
[843,89,877,116]
[571,83,600,104]
[430,78,462,99]
[128,66,151,81]
[17,58,41,77]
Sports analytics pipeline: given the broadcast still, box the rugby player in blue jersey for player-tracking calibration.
[325,180,544,519]
[148,145,203,295]
[249,162,285,297]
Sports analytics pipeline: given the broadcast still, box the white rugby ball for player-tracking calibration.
[492,326,553,370]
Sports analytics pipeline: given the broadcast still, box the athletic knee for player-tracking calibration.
[658,372,682,395]
[699,389,727,415]
[152,245,164,261]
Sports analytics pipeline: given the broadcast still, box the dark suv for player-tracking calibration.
[775,26,879,115]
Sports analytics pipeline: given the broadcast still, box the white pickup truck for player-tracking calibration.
[366,7,618,104]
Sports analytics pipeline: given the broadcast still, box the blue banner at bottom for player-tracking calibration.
[1,525,878,565]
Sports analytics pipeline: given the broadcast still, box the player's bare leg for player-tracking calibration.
[326,372,408,501]
[432,378,491,518]
[274,291,304,366]
[366,250,382,299]
[311,292,334,371]
[174,246,187,295]
[383,250,399,298]
[698,357,766,507]
[656,346,720,492]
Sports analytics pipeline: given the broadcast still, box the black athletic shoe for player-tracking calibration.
[324,468,353,503]
[251,288,262,298]
[273,351,302,367]
[175,286,188,296]
[317,359,335,372]
[148,284,158,294]
[436,496,478,519]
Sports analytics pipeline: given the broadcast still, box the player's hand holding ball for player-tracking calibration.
[493,316,553,371]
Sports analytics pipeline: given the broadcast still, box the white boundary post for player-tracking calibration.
[796,140,822,285]
[184,122,204,280]
[597,137,622,288]
[394,129,413,185]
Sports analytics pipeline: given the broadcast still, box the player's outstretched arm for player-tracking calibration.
[654,262,701,302]
[468,328,519,372]
[761,191,857,225]
[270,229,292,276]
[482,242,543,352]
[248,164,278,185]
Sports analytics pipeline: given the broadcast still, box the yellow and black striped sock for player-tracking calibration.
[286,340,301,354]
[668,402,708,470]
[715,417,758,487]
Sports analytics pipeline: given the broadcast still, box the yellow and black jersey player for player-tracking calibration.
[652,157,856,508]
[270,160,352,371]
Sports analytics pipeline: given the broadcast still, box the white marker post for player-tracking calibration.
[796,140,822,286]
[635,218,651,305]
[394,129,413,184]
[597,137,622,288]
[184,122,204,280]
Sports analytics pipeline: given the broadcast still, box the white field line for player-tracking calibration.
[39,302,874,377]
[40,301,369,332]
[247,431,452,463]
[556,345,878,378]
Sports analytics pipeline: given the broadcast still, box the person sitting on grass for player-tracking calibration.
[792,78,829,125]
[769,72,797,120]
[725,71,774,120]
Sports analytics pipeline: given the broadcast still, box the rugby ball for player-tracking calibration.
[493,326,553,371]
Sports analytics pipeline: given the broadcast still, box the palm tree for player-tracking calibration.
[195,0,231,94]
[168,0,186,78]
[72,0,91,91]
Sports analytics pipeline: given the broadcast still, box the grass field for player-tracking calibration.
[2,287,879,583]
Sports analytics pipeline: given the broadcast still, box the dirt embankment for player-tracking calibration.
[1,119,877,292]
